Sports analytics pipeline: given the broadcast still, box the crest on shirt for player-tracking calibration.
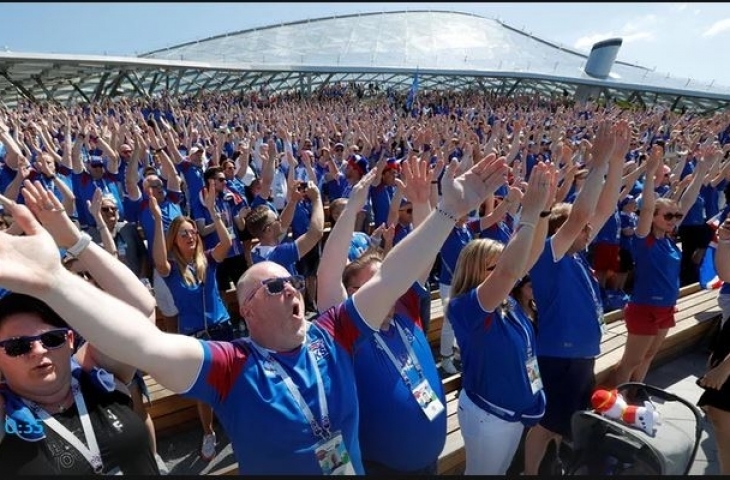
[308,338,329,362]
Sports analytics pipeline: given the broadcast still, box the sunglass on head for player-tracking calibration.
[661,212,684,221]
[0,328,69,357]
[178,228,198,238]
[245,275,306,304]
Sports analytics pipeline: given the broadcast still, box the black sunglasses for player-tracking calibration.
[263,275,306,295]
[101,206,117,213]
[0,328,69,357]
[401,208,413,214]
[662,212,684,221]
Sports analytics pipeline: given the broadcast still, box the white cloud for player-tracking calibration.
[672,3,688,12]
[622,14,658,34]
[703,18,730,37]
[622,31,655,43]
[573,16,657,51]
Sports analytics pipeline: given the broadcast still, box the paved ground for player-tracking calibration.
[155,340,722,475]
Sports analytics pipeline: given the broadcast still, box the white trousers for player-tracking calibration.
[458,389,524,475]
[439,282,457,357]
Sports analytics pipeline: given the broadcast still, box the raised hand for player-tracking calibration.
[204,180,217,214]
[347,167,379,212]
[0,194,65,295]
[440,153,508,218]
[21,179,80,249]
[147,188,162,220]
[520,163,552,217]
[394,156,431,206]
[87,187,103,221]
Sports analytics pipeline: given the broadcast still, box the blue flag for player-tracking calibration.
[405,71,419,111]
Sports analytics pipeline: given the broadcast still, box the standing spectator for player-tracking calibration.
[523,121,624,476]
[150,180,234,462]
[448,162,555,474]
[697,216,730,475]
[317,157,447,475]
[612,144,714,386]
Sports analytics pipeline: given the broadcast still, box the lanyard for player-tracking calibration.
[245,333,331,440]
[23,377,103,474]
[372,320,424,390]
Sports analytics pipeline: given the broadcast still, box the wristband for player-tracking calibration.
[65,232,92,259]
[518,221,536,230]
[436,207,458,223]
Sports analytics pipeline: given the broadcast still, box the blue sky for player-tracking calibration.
[1,2,728,85]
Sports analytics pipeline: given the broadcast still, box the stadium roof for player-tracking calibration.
[0,10,728,112]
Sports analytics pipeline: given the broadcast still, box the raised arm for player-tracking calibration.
[0,196,203,394]
[715,218,730,283]
[477,163,553,310]
[202,181,233,263]
[589,120,628,232]
[635,147,663,238]
[551,121,614,260]
[294,183,324,260]
[317,169,380,311]
[352,154,508,330]
[677,145,717,217]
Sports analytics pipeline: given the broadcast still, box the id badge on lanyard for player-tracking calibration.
[314,432,356,475]
[525,356,543,394]
[412,379,445,421]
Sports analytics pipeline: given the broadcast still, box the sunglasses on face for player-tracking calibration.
[0,328,69,358]
[178,228,198,238]
[101,206,117,213]
[245,275,306,304]
[400,208,413,214]
[661,212,684,221]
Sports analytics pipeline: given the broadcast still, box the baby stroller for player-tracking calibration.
[564,382,703,475]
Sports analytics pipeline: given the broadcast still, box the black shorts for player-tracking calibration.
[537,356,595,438]
[698,320,730,412]
[296,243,321,277]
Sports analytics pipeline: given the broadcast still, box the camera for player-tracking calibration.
[297,181,308,192]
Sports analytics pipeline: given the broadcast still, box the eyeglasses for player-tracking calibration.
[661,212,684,221]
[0,329,69,358]
[245,275,306,304]
[400,208,413,214]
[178,228,198,238]
[148,183,164,190]
[90,164,104,169]
[101,206,117,213]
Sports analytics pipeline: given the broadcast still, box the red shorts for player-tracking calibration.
[592,242,621,272]
[624,302,677,335]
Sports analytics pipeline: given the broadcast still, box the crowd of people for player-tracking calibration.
[0,84,729,475]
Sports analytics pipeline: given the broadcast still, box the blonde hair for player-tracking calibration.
[450,239,504,300]
[166,216,208,287]
[342,247,383,288]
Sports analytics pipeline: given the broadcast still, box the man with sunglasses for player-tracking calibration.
[0,153,507,474]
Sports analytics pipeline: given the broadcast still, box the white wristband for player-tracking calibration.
[65,232,92,259]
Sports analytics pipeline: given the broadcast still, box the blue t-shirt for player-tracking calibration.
[192,191,245,258]
[251,241,300,276]
[176,160,205,215]
[353,284,446,470]
[480,220,512,245]
[369,184,396,227]
[162,250,230,334]
[629,234,681,307]
[439,220,479,285]
[592,208,621,245]
[530,238,603,358]
[448,290,545,422]
[182,298,370,474]
[72,170,125,228]
[619,211,638,251]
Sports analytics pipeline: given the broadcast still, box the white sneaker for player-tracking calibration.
[200,432,217,461]
[441,356,459,375]
[155,453,169,475]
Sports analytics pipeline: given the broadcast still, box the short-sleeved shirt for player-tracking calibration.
[182,297,377,474]
[449,290,545,420]
[353,283,446,470]
[162,250,230,334]
[439,220,480,285]
[629,233,681,307]
[530,238,603,358]
[251,241,300,276]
